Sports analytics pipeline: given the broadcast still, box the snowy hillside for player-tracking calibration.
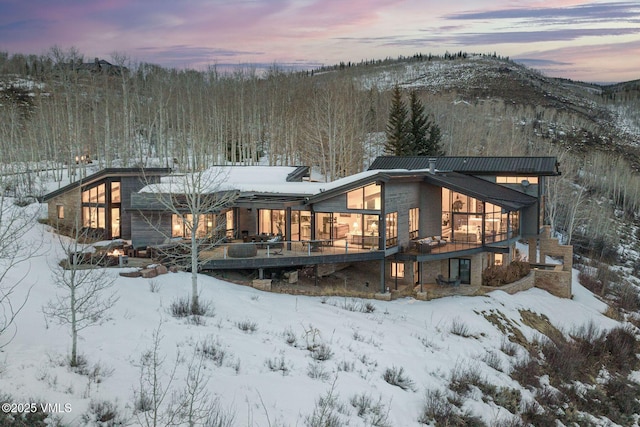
[1,199,636,427]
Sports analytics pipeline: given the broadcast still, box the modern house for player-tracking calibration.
[40,168,171,240]
[41,157,571,296]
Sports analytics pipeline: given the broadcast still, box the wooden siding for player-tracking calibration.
[131,212,172,249]
[120,175,161,239]
[312,192,348,212]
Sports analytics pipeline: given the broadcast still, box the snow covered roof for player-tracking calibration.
[139,166,387,197]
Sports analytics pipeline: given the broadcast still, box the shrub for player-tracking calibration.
[449,364,485,396]
[604,326,639,374]
[304,386,344,427]
[236,320,258,333]
[283,327,297,346]
[510,357,541,388]
[578,269,604,294]
[310,343,333,361]
[612,282,640,311]
[382,366,415,391]
[349,393,392,427]
[340,298,376,313]
[482,261,530,286]
[265,355,290,376]
[196,336,227,367]
[520,399,557,427]
[170,296,214,318]
[500,338,519,357]
[337,360,355,372]
[417,389,484,426]
[450,317,471,337]
[81,399,127,426]
[148,279,161,293]
[307,362,330,380]
[482,350,503,371]
[540,339,586,381]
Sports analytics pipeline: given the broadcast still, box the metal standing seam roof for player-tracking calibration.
[369,156,560,175]
[425,172,538,210]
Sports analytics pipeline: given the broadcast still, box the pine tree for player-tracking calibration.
[408,90,444,156]
[384,85,410,156]
[385,87,444,157]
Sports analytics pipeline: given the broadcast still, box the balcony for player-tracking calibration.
[196,239,385,270]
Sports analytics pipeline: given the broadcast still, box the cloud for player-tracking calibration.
[337,26,640,49]
[449,27,640,45]
[133,45,265,68]
[514,58,573,67]
[445,1,640,23]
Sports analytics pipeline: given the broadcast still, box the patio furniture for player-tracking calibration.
[265,235,284,255]
[228,243,258,258]
[413,236,447,253]
[436,274,461,286]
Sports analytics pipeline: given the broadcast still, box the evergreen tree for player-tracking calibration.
[384,85,410,155]
[408,90,444,156]
[385,87,444,156]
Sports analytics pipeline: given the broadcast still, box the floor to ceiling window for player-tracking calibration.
[449,258,471,284]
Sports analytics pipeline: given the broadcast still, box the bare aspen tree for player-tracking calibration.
[134,322,182,427]
[140,167,237,314]
[43,211,118,367]
[303,79,367,180]
[134,322,236,427]
[0,189,41,348]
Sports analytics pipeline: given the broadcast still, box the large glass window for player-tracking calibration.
[81,181,119,236]
[409,208,419,239]
[442,188,522,245]
[291,210,311,241]
[172,214,215,238]
[111,182,121,203]
[347,184,381,210]
[111,207,120,238]
[258,209,285,236]
[83,206,105,229]
[391,262,405,278]
[385,212,397,247]
[450,258,471,284]
[496,176,538,184]
[225,210,234,238]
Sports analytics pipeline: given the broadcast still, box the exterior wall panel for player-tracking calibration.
[131,212,172,249]
[419,183,442,238]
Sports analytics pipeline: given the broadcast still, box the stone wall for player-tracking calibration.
[535,269,572,299]
[536,225,573,298]
[480,271,535,295]
[48,188,81,232]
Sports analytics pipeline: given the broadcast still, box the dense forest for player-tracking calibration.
[1,47,640,259]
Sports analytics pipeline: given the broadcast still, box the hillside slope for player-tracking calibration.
[0,196,638,426]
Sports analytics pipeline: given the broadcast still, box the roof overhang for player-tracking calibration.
[39,167,172,202]
[369,156,561,176]
[425,172,537,210]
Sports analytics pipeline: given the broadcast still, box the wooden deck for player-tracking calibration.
[199,239,385,270]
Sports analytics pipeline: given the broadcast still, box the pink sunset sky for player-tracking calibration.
[1,0,639,83]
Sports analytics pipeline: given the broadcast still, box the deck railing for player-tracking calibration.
[206,238,381,261]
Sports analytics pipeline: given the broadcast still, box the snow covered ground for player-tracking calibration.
[0,201,622,426]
